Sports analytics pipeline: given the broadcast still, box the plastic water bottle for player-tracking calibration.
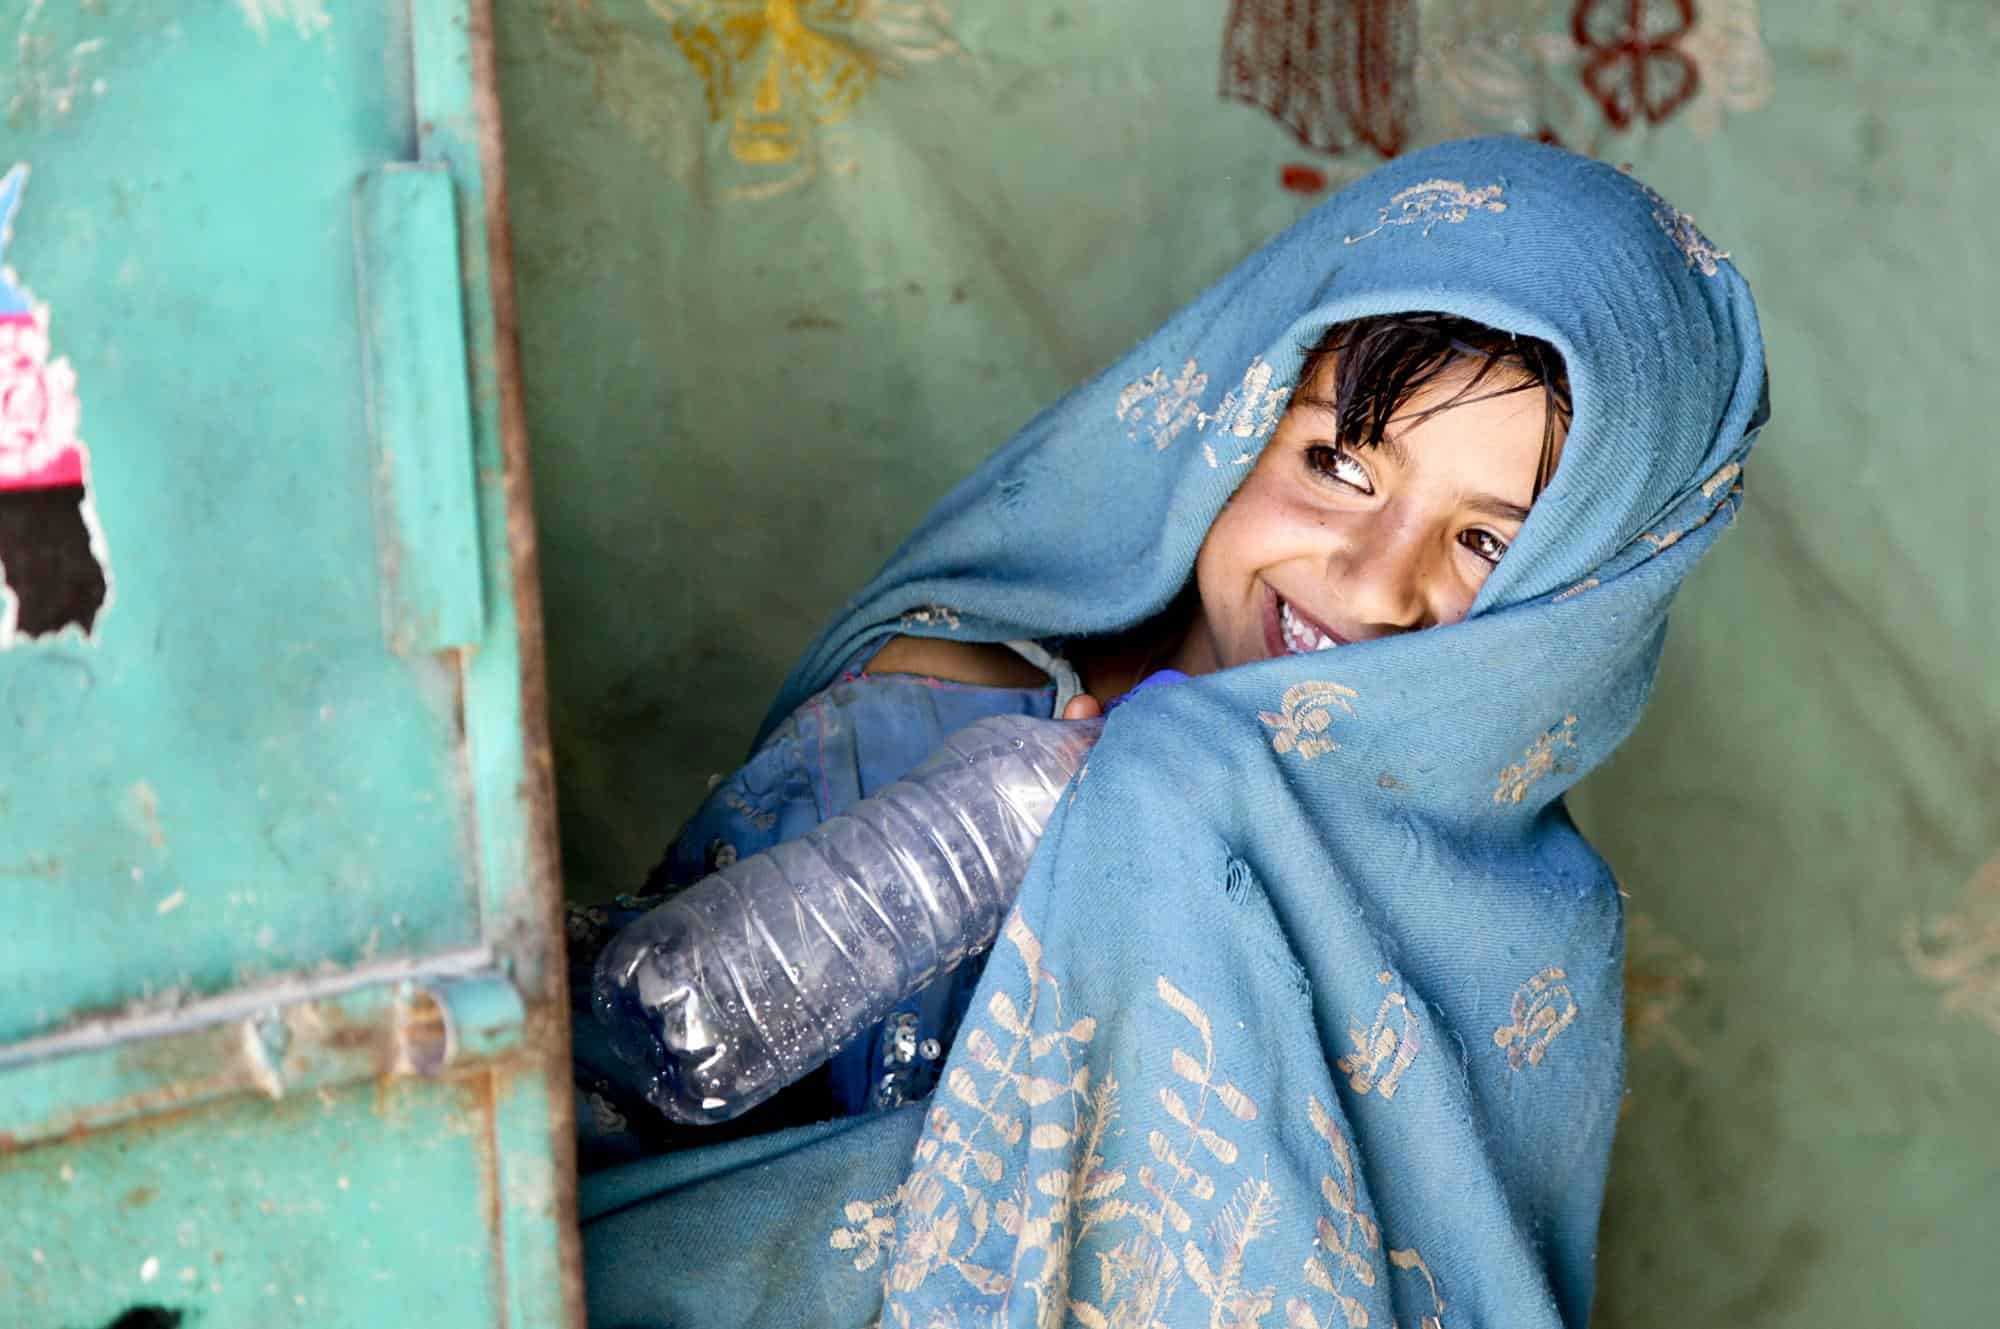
[592,712,1104,1125]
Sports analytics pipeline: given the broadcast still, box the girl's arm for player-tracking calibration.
[867,635,1104,718]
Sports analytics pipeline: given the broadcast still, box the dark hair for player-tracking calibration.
[1294,313,1573,497]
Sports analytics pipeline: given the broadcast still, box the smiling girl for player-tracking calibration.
[867,319,1570,723]
[574,137,1768,1329]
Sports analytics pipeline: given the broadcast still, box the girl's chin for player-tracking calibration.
[1163,629,1222,679]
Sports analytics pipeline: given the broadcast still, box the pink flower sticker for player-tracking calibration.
[0,309,84,491]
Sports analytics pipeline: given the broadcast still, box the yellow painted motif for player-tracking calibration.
[646,0,958,200]
[1625,913,1705,1067]
[1260,681,1361,762]
[834,911,1443,1326]
[1493,967,1579,1070]
[1336,972,1422,1100]
[1493,714,1578,805]
[1905,852,2000,1038]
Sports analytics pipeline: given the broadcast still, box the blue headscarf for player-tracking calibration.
[582,137,1768,1329]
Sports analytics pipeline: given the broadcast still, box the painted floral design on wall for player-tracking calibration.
[1625,912,1705,1067]
[1907,852,2000,1039]
[1230,0,1775,190]
[558,0,960,202]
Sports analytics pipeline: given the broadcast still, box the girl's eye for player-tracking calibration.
[1461,529,1509,566]
[1304,443,1373,495]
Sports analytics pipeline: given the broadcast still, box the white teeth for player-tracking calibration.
[1279,600,1340,654]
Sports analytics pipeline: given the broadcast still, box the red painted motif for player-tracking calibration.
[1571,0,1701,131]
[1280,163,1329,194]
[1220,0,1417,159]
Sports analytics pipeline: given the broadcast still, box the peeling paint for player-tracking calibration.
[130,780,168,850]
[5,0,111,128]
[237,0,332,41]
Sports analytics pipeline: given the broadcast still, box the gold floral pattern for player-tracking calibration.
[1202,357,1288,469]
[1335,972,1422,1101]
[646,0,959,200]
[1493,967,1579,1070]
[1619,172,1731,276]
[834,912,1446,1327]
[1117,356,1290,466]
[1344,179,1507,244]
[1117,358,1211,452]
[1637,462,1745,552]
[1260,682,1361,762]
[899,604,963,632]
[1649,195,1729,276]
[1492,715,1578,805]
[1905,852,2000,1038]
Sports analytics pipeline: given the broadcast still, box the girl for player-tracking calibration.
[574,136,1769,1329]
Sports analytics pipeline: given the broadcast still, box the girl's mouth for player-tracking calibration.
[1266,587,1346,656]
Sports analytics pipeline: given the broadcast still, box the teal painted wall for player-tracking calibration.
[495,1,1998,1321]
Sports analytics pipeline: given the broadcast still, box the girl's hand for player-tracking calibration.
[1061,694,1104,721]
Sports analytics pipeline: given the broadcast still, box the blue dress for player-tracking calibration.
[568,664,1057,1168]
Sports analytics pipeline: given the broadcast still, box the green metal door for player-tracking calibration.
[0,3,580,1325]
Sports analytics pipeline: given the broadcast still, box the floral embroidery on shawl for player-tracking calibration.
[1637,461,1745,552]
[1344,179,1506,244]
[1203,357,1288,468]
[834,913,1447,1326]
[1260,681,1361,761]
[1493,714,1579,804]
[1625,174,1730,276]
[1295,1094,1449,1329]
[1336,972,1423,1100]
[1493,967,1580,1070]
[1118,359,1212,452]
[900,604,963,632]
[1117,357,1288,465]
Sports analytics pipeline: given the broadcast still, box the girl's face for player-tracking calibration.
[1172,357,1564,676]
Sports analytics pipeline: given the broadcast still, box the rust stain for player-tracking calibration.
[122,1184,158,1209]
[131,779,167,850]
[1625,912,1705,1067]
[462,1069,509,1314]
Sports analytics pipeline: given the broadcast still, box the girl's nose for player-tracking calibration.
[1331,515,1445,634]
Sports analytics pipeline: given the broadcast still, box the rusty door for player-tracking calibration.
[0,2,580,1325]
